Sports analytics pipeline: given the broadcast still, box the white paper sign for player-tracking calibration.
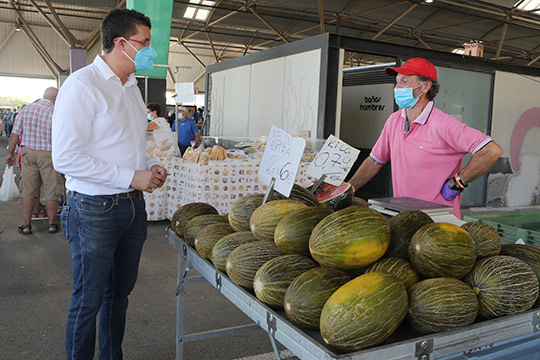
[175,82,195,104]
[259,125,306,197]
[307,135,360,186]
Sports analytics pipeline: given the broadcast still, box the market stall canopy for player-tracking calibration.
[0,97,15,108]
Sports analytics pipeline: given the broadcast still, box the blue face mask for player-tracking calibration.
[147,113,153,121]
[394,82,425,109]
[121,37,157,72]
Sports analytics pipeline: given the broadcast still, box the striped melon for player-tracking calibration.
[409,223,477,278]
[194,223,235,259]
[253,255,318,308]
[464,255,539,319]
[284,268,351,329]
[309,207,390,269]
[274,207,332,255]
[365,257,420,290]
[226,241,282,289]
[228,194,265,232]
[408,278,479,334]
[461,221,501,258]
[184,214,229,246]
[500,244,540,284]
[211,231,257,272]
[387,210,434,259]
[320,272,408,351]
[250,200,307,242]
[171,202,218,237]
[274,184,320,207]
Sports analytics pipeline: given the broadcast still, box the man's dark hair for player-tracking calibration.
[418,75,440,101]
[101,9,151,53]
[147,102,161,116]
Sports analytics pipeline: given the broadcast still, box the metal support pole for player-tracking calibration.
[176,244,187,360]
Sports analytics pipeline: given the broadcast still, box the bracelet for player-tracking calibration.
[454,174,468,189]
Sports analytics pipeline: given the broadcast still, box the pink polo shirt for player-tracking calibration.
[370,101,492,218]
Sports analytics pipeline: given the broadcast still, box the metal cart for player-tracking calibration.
[167,227,540,360]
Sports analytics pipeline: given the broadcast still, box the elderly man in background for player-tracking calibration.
[5,87,63,235]
[172,105,200,155]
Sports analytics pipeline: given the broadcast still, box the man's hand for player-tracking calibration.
[441,178,463,201]
[151,165,167,188]
[131,170,163,193]
[5,153,15,166]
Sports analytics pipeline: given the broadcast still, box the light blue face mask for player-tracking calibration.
[121,37,157,72]
[394,82,425,109]
[147,113,153,121]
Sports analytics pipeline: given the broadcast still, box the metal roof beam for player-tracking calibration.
[317,0,324,34]
[0,26,16,54]
[245,2,289,43]
[495,22,509,59]
[27,0,74,47]
[179,42,206,68]
[83,0,125,50]
[42,0,78,47]
[205,26,220,62]
[371,3,418,40]
[11,6,63,76]
[178,1,261,43]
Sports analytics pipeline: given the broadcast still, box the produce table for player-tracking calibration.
[144,157,314,220]
[166,227,540,360]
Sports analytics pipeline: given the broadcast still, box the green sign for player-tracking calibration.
[127,0,173,78]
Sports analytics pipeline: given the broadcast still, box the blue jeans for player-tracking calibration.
[62,191,147,360]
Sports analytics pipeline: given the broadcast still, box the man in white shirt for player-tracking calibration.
[52,9,166,360]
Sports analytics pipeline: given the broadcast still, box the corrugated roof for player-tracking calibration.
[0,0,539,87]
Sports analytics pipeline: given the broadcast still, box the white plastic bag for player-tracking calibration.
[0,165,20,201]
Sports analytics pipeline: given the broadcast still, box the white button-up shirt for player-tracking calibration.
[52,55,160,195]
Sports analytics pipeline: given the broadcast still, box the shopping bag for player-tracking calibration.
[0,165,20,201]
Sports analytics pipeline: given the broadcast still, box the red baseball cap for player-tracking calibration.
[385,58,437,82]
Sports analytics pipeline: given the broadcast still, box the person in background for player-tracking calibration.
[348,58,503,218]
[172,105,200,156]
[146,102,178,156]
[52,8,167,360]
[5,87,62,235]
[146,102,170,131]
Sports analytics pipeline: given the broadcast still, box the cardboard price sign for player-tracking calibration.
[259,125,306,197]
[307,135,360,186]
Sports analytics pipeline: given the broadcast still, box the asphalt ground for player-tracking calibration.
[0,136,294,360]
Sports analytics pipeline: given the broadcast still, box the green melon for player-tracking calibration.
[211,231,257,272]
[253,255,318,308]
[274,207,332,255]
[461,221,501,258]
[250,200,307,242]
[408,278,479,334]
[309,207,390,269]
[171,203,218,237]
[320,272,408,351]
[387,210,434,259]
[314,182,354,211]
[409,223,477,278]
[274,184,320,207]
[194,223,235,259]
[226,241,282,289]
[500,244,540,285]
[228,193,265,232]
[184,214,229,246]
[365,257,420,290]
[464,255,539,319]
[284,268,351,329]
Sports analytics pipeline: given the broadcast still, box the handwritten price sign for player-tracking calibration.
[307,135,360,186]
[259,125,306,197]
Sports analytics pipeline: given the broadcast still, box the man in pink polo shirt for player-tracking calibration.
[349,58,503,218]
